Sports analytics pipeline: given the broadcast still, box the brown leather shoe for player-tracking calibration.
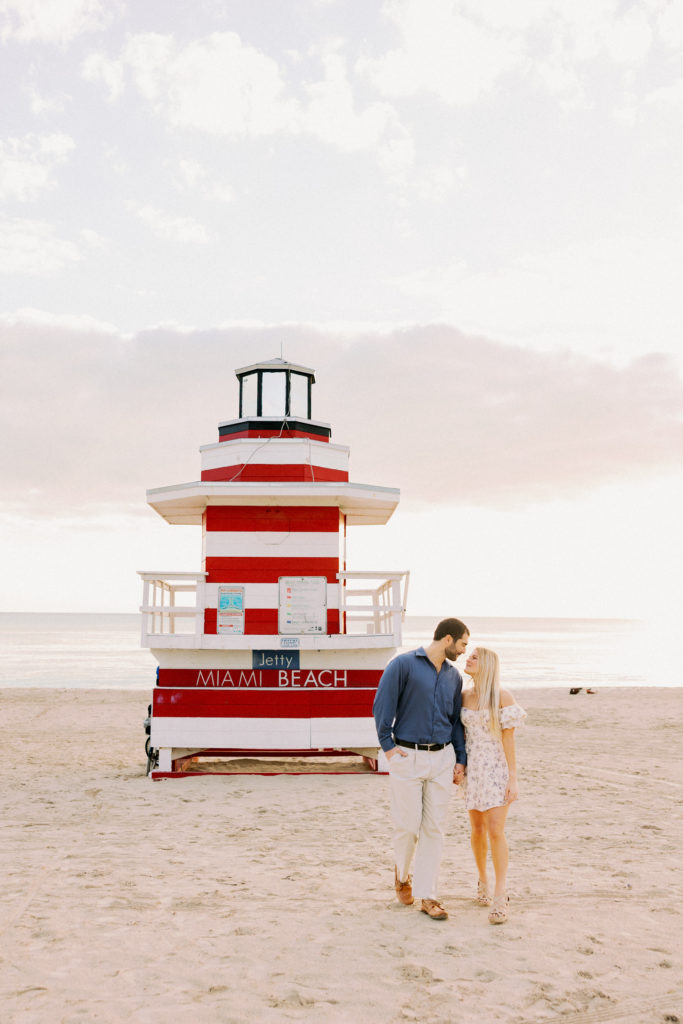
[421,899,448,920]
[394,866,414,905]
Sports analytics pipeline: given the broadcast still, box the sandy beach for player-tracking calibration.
[1,686,681,1024]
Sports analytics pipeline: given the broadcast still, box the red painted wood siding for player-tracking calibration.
[204,506,340,532]
[153,688,375,717]
[218,428,330,442]
[204,556,340,584]
[201,465,348,482]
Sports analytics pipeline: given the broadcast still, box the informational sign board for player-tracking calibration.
[217,585,245,634]
[278,576,327,635]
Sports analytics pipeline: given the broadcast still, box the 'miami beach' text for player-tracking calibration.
[196,669,349,688]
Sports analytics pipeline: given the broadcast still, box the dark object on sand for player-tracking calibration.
[569,687,582,694]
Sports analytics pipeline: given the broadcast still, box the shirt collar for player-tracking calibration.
[416,646,456,672]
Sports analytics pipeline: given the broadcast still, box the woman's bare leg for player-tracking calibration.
[483,804,510,898]
[468,809,489,885]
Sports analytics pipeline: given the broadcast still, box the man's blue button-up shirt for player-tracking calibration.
[372,647,467,764]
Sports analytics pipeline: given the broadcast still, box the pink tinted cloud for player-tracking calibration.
[2,320,682,515]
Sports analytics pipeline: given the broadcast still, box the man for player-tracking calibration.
[373,617,469,920]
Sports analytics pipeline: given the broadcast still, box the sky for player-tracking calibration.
[1,0,682,625]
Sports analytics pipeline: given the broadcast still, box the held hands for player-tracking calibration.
[505,774,519,803]
[452,763,465,785]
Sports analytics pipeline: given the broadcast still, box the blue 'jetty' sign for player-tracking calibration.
[252,650,300,670]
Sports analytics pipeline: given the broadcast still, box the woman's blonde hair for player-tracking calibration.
[473,647,501,737]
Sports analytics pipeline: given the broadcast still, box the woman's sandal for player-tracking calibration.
[475,879,491,906]
[488,893,509,924]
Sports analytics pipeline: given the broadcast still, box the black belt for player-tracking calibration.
[394,738,446,751]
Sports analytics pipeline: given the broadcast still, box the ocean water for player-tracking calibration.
[0,613,673,690]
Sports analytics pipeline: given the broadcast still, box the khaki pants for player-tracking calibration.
[389,744,456,900]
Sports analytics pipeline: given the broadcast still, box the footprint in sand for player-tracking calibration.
[401,964,440,982]
[268,990,315,1008]
[474,969,497,982]
[380,942,405,959]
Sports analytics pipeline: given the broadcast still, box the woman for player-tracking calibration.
[458,647,526,924]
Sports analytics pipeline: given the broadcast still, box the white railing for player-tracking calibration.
[337,571,410,640]
[138,569,410,646]
[138,571,206,644]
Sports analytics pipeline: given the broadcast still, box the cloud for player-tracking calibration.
[413,164,465,202]
[172,158,235,204]
[657,0,683,47]
[391,233,683,361]
[357,0,525,105]
[0,0,113,44]
[0,307,119,333]
[0,133,75,202]
[604,6,652,65]
[25,82,71,116]
[82,32,414,176]
[95,31,298,135]
[642,78,683,109]
[358,0,657,109]
[130,204,210,244]
[0,218,80,274]
[82,51,125,101]
[2,319,682,519]
[80,227,106,249]
[300,49,414,176]
[469,0,653,64]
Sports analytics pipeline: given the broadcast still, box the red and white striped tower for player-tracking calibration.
[140,357,409,777]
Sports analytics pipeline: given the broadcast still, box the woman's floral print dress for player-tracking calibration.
[460,704,527,811]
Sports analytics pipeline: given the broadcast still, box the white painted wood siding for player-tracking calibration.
[204,531,341,559]
[200,438,350,473]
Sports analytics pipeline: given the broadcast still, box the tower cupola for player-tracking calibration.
[237,357,314,419]
[218,357,330,443]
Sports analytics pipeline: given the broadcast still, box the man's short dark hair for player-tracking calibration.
[434,617,469,642]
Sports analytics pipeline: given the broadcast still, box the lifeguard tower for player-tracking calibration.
[139,357,409,778]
